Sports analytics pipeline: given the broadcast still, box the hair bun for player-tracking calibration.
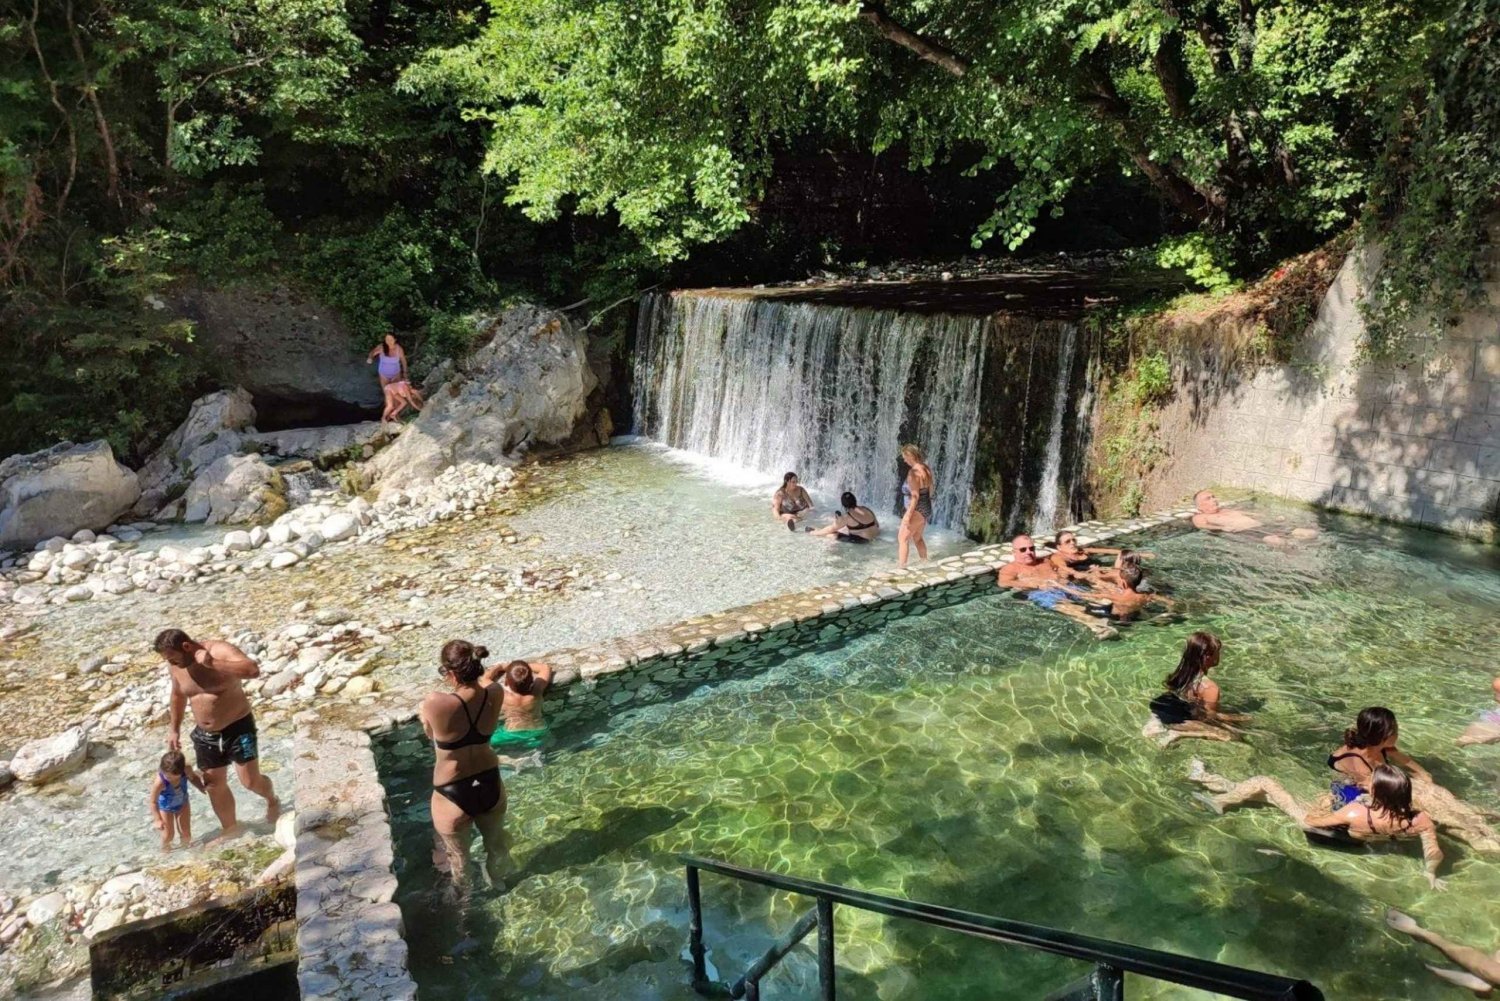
[474,645,489,661]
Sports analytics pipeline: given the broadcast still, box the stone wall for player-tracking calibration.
[1137,249,1500,541]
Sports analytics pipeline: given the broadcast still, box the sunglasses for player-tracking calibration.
[1017,545,1035,552]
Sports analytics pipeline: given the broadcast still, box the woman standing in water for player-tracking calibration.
[898,444,934,567]
[1142,632,1248,746]
[421,640,512,891]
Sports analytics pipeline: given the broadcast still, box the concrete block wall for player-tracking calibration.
[1144,249,1500,540]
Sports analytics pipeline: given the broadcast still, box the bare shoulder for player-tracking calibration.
[207,639,248,658]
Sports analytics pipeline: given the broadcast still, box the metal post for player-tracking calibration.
[816,897,836,1001]
[687,865,707,988]
[1094,964,1124,1001]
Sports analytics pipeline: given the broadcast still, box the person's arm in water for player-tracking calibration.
[1384,747,1432,782]
[167,675,185,750]
[148,775,167,831]
[1302,804,1360,830]
[1194,678,1250,724]
[1413,814,1446,889]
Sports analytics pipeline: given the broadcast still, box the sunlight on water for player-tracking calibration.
[381,507,1500,1000]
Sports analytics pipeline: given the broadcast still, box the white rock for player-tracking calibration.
[267,524,293,545]
[71,528,97,543]
[99,871,145,898]
[274,811,297,850]
[262,670,299,697]
[248,526,268,547]
[182,453,285,525]
[343,677,377,697]
[133,388,256,516]
[63,584,93,602]
[25,891,68,926]
[270,551,300,570]
[86,905,128,937]
[222,530,254,553]
[318,513,358,542]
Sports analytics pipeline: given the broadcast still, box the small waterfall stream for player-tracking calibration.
[634,290,1095,538]
[634,292,986,528]
[1032,322,1079,534]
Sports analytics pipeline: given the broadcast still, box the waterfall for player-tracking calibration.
[633,292,987,529]
[1032,322,1079,535]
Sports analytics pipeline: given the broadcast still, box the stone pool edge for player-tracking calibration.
[293,505,1196,1000]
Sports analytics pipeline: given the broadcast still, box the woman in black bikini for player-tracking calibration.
[421,640,512,889]
[807,491,880,543]
[1142,631,1248,746]
[772,472,813,530]
[1189,761,1446,889]
[898,444,934,567]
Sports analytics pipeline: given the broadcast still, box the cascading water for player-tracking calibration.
[1031,322,1079,534]
[633,292,987,528]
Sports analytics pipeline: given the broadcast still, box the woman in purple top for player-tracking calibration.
[367,334,423,422]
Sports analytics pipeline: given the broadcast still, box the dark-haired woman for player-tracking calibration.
[368,333,422,423]
[490,660,553,756]
[808,492,880,543]
[1189,761,1446,889]
[1142,632,1248,746]
[772,472,813,530]
[1329,707,1500,853]
[421,640,512,889]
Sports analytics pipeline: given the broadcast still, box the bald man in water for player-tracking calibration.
[1191,489,1317,546]
[998,535,1118,639]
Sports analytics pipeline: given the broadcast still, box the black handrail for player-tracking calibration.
[683,854,1323,1001]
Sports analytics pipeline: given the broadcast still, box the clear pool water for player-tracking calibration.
[381,508,1500,1000]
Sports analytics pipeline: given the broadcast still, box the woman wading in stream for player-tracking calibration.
[421,640,514,891]
[898,443,934,568]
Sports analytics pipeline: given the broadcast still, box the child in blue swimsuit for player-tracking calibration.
[149,750,204,851]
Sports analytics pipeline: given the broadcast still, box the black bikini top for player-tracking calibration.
[433,689,493,750]
[1327,748,1385,774]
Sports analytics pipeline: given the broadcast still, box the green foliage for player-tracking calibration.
[1360,0,1500,362]
[1154,234,1237,292]
[1126,351,1173,407]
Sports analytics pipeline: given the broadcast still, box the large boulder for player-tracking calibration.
[183,453,287,525]
[10,727,89,785]
[365,306,599,491]
[244,421,392,465]
[133,388,257,516]
[0,441,141,548]
[173,283,384,422]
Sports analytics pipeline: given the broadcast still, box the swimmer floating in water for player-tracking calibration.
[487,658,552,768]
[1142,632,1249,747]
[1458,677,1500,747]
[1326,707,1500,853]
[1191,489,1318,547]
[807,491,880,543]
[1082,562,1171,621]
[996,534,1117,640]
[1386,908,1500,997]
[1189,760,1447,890]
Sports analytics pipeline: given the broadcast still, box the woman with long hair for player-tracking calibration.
[420,640,513,890]
[771,472,813,530]
[368,333,423,422]
[1188,761,1446,889]
[1143,632,1248,746]
[898,444,933,567]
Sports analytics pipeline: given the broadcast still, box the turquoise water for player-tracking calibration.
[380,508,1500,1000]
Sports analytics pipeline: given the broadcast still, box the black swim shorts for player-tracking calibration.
[191,712,259,770]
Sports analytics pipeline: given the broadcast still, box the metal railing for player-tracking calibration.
[682,855,1323,1001]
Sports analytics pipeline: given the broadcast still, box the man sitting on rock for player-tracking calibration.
[997,534,1117,639]
[157,629,279,842]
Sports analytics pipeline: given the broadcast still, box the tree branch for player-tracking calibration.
[26,0,78,218]
[66,0,120,205]
[1153,30,1194,119]
[854,3,978,82]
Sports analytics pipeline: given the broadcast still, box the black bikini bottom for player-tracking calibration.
[434,767,503,817]
[836,533,870,544]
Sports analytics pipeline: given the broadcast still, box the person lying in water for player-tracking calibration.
[1188,760,1446,890]
[807,491,880,543]
[1386,908,1500,997]
[1191,489,1319,546]
[1080,562,1170,621]
[1330,706,1500,853]
[1048,531,1152,580]
[772,472,814,530]
[1458,676,1500,747]
[996,534,1117,640]
[486,659,552,763]
[1142,632,1249,746]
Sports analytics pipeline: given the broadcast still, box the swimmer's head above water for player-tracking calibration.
[439,640,489,686]
[1193,489,1220,514]
[1119,563,1146,592]
[1369,764,1419,828]
[1165,631,1221,691]
[781,472,799,489]
[1011,534,1042,565]
[1344,706,1399,751]
[841,492,858,511]
[1053,530,1079,556]
[506,660,535,694]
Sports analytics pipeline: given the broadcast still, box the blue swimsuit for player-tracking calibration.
[157,771,189,814]
[1327,750,1381,808]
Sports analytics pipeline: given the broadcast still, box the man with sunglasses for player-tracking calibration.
[997,535,1119,639]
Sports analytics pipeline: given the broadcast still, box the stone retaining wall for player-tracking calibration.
[300,504,1197,998]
